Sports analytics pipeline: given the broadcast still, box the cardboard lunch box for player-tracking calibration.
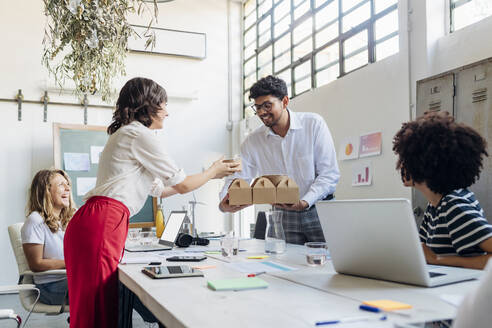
[275,177,300,204]
[227,175,300,205]
[227,178,252,205]
[252,177,276,204]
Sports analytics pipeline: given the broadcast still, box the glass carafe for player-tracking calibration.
[264,210,286,254]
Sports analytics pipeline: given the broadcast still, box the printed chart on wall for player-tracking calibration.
[352,161,372,187]
[339,136,359,161]
[53,123,156,228]
[359,131,382,158]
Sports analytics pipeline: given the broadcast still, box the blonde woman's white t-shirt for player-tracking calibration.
[84,121,186,216]
[21,211,66,285]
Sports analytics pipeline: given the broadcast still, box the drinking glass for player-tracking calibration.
[305,242,329,266]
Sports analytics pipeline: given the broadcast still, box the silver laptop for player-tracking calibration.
[317,199,482,287]
[125,211,187,252]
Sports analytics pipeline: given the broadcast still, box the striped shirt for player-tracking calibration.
[419,189,492,256]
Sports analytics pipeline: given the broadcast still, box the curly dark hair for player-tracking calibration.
[392,111,488,195]
[249,75,288,101]
[107,77,167,134]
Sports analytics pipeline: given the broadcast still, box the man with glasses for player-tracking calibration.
[219,75,340,245]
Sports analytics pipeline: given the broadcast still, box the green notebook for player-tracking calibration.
[207,277,269,291]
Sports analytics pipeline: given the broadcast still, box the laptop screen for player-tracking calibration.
[160,211,186,246]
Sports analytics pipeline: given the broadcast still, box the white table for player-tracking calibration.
[119,239,479,327]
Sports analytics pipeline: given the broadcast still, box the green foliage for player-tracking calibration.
[42,0,158,102]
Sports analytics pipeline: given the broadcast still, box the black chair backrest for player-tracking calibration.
[253,211,267,240]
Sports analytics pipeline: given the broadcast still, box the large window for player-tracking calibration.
[450,0,492,32]
[242,0,399,115]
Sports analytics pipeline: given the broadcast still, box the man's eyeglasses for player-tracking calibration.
[250,101,273,114]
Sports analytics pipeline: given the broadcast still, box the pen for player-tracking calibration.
[247,271,266,277]
[315,314,387,326]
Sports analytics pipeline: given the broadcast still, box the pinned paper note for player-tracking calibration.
[359,131,382,158]
[77,177,97,196]
[352,161,372,187]
[90,146,104,164]
[64,153,90,171]
[339,136,359,160]
[362,300,412,311]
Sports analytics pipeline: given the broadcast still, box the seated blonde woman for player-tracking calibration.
[21,169,75,305]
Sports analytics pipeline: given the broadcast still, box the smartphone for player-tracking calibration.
[166,256,207,262]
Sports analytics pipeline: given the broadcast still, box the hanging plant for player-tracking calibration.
[42,0,159,102]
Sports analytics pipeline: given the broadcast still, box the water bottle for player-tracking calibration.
[264,210,286,254]
[155,201,165,238]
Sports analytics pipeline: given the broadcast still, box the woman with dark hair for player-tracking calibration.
[21,169,76,305]
[393,111,492,270]
[64,77,239,328]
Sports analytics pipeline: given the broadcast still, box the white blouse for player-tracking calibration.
[85,121,186,216]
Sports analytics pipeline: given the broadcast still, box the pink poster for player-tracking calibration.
[359,132,382,158]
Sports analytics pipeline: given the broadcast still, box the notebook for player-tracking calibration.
[316,199,482,287]
[125,211,187,252]
[207,277,269,291]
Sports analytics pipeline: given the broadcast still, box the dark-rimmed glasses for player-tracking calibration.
[250,101,273,114]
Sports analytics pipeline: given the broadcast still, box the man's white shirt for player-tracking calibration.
[220,109,340,207]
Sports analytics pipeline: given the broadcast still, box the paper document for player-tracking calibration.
[121,255,162,264]
[90,146,104,164]
[440,294,464,307]
[64,152,90,171]
[225,261,296,273]
[77,177,97,196]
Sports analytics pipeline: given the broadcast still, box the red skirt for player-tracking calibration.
[64,196,129,328]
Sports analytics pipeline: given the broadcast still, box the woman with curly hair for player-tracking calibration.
[393,111,492,269]
[64,77,238,328]
[21,169,76,305]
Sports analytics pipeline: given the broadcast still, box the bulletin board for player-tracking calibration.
[53,123,156,228]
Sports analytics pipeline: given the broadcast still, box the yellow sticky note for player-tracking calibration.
[362,300,412,311]
[247,255,269,259]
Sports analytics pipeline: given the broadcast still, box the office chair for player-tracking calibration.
[253,211,267,239]
[0,284,40,328]
[8,223,69,317]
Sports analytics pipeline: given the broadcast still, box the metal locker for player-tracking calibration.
[414,73,455,223]
[416,73,455,115]
[455,59,492,223]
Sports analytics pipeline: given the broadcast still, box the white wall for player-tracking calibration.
[289,0,411,200]
[0,0,241,285]
[285,0,492,202]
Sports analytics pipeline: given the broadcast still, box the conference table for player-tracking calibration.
[118,239,480,328]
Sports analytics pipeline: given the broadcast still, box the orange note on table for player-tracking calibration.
[362,300,412,311]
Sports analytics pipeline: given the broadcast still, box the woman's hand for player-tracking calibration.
[209,157,241,179]
[422,243,439,264]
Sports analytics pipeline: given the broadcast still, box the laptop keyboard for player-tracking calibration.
[429,271,446,278]
[167,266,183,274]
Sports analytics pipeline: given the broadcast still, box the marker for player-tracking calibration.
[359,304,381,313]
[359,304,411,317]
[247,271,266,277]
[315,315,387,326]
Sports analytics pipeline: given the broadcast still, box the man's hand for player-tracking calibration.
[422,243,439,265]
[274,200,309,211]
[219,194,251,213]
